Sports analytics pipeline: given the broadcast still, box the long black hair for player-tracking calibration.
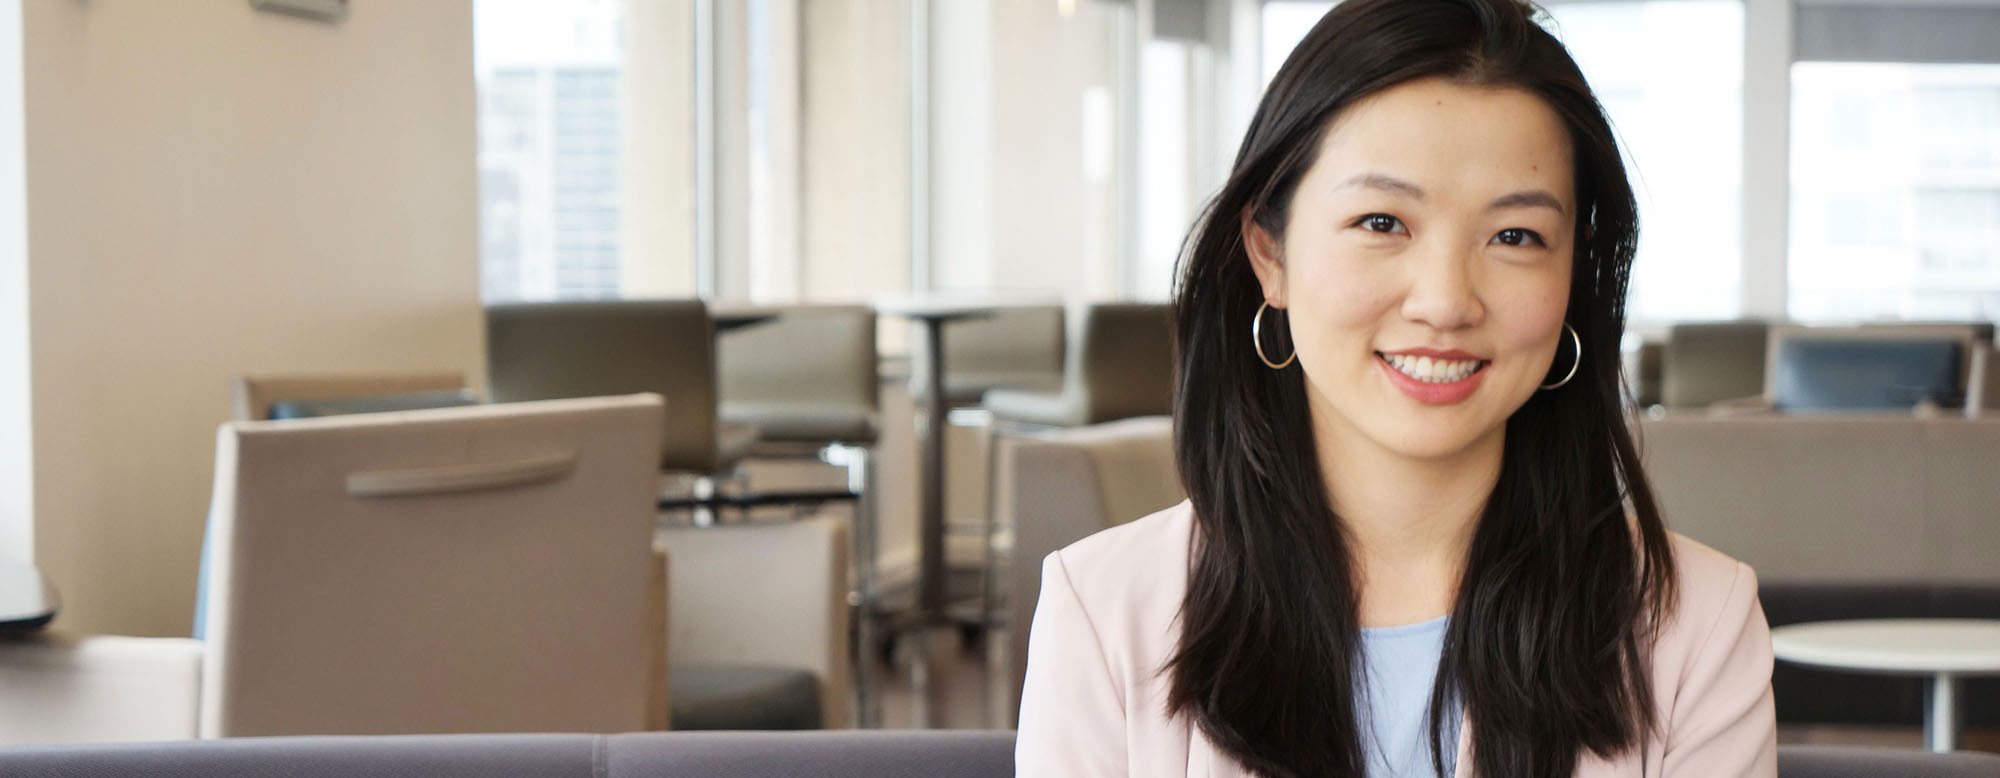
[1164,1,1678,776]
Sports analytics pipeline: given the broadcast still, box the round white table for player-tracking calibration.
[1771,619,2000,752]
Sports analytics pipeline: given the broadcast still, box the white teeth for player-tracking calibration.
[1383,353,1482,383]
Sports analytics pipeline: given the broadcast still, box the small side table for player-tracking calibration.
[873,292,1058,728]
[1772,619,2000,752]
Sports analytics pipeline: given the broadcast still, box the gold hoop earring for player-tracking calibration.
[1539,322,1582,390]
[1252,301,1296,369]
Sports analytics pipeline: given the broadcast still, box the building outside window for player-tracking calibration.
[1540,0,1744,322]
[475,0,625,302]
[1789,63,2000,320]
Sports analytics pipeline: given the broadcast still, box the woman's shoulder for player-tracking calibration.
[1664,531,1759,615]
[1654,531,1767,667]
[1641,533,1778,769]
[1045,499,1197,628]
[1054,499,1196,578]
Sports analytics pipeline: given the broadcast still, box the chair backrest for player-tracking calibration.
[486,301,716,472]
[654,517,851,728]
[948,303,1064,377]
[199,395,666,737]
[1772,336,1963,411]
[1662,321,1770,408]
[0,634,203,745]
[999,415,1182,725]
[232,371,467,422]
[1075,302,1175,424]
[717,305,879,431]
[912,304,1065,402]
[268,391,478,419]
[1766,323,1992,411]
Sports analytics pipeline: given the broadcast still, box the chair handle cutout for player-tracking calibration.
[346,452,578,498]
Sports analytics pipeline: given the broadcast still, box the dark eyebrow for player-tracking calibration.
[1488,189,1567,217]
[1339,172,1426,200]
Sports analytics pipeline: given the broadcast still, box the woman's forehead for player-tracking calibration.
[1304,78,1577,210]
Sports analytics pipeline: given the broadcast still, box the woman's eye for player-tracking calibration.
[1493,228,1546,248]
[1354,214,1406,235]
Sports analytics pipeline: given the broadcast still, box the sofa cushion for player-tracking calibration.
[0,734,600,778]
[1777,745,2000,778]
[607,731,1016,778]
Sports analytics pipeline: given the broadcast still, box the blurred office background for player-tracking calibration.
[2,0,1999,765]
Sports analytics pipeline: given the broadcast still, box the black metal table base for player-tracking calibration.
[657,489,860,511]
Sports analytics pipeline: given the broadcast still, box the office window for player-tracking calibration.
[475,0,698,303]
[475,0,625,302]
[1789,63,2000,320]
[1261,1,1329,87]
[1257,1,1745,323]
[1134,38,1196,302]
[925,0,1122,300]
[1541,1,1743,322]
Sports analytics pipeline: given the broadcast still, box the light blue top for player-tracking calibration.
[1359,615,1458,778]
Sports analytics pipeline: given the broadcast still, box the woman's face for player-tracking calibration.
[1246,77,1576,464]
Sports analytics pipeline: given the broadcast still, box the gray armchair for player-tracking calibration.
[981,302,1174,429]
[486,300,759,477]
[995,415,1183,726]
[908,304,1065,407]
[1662,320,1771,409]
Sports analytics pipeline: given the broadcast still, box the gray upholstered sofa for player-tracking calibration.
[2,732,1998,778]
[0,731,1015,778]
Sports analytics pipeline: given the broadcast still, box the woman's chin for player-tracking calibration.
[1365,420,1502,463]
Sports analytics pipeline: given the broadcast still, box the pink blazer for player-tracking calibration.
[1017,500,1777,777]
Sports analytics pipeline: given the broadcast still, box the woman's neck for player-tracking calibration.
[1314,415,1502,627]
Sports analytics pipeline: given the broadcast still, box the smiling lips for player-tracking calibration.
[1375,348,1489,405]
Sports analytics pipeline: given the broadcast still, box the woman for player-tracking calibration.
[1014,1,1776,776]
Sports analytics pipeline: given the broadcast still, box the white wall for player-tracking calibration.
[0,0,29,565]
[20,0,483,636]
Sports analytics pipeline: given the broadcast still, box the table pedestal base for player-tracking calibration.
[1927,672,1960,753]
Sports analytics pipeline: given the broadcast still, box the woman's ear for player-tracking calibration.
[1242,207,1287,308]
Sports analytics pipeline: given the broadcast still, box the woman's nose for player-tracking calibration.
[1398,246,1485,331]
